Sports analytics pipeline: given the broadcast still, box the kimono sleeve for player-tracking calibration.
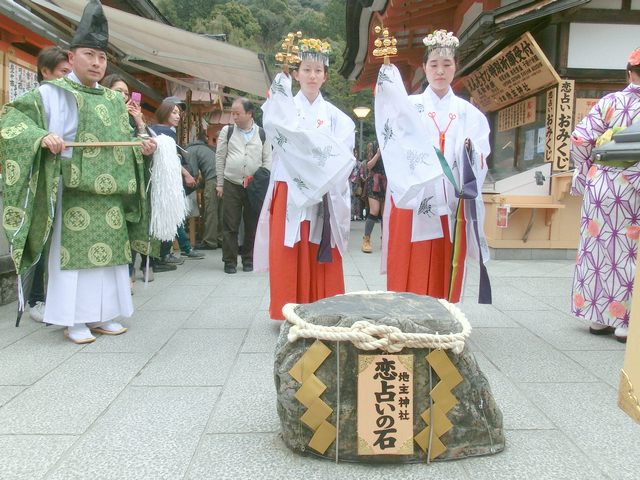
[262,72,355,209]
[374,64,441,208]
[570,96,608,195]
[0,89,57,273]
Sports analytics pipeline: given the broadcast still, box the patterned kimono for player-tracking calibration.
[375,64,491,303]
[255,72,355,320]
[570,83,640,327]
[0,73,148,326]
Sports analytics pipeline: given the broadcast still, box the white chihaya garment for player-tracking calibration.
[375,64,491,273]
[254,72,355,272]
[40,73,133,327]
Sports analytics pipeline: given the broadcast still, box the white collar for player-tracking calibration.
[296,90,324,108]
[425,85,453,104]
[68,71,100,89]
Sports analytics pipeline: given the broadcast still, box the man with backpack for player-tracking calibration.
[215,98,271,273]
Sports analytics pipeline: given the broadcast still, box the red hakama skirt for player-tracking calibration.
[386,199,466,303]
[268,181,345,320]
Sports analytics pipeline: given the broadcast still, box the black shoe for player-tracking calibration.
[153,263,177,272]
[242,263,253,272]
[224,264,237,274]
[194,242,217,250]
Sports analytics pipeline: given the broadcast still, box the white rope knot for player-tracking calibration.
[282,293,472,354]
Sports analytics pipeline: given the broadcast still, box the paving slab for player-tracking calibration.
[0,386,24,408]
[519,382,640,480]
[132,329,246,386]
[47,386,220,480]
[0,327,83,385]
[85,309,191,353]
[473,353,555,430]
[186,433,469,480]
[471,328,598,383]
[565,350,626,388]
[0,435,76,480]
[187,295,261,329]
[508,309,626,352]
[459,430,608,479]
[137,285,213,312]
[0,352,151,434]
[242,312,281,353]
[207,353,279,433]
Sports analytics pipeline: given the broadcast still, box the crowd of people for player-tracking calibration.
[1,0,638,346]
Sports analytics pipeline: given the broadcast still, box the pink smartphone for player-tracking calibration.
[130,92,142,104]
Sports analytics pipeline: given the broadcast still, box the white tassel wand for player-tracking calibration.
[149,135,188,241]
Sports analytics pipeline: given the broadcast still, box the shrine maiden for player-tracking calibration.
[255,36,355,320]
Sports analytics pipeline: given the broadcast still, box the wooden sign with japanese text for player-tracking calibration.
[357,355,414,455]
[544,88,556,163]
[497,97,536,132]
[553,80,575,172]
[465,32,560,113]
[574,98,599,128]
[7,56,38,103]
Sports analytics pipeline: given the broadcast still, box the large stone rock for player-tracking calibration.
[274,291,504,463]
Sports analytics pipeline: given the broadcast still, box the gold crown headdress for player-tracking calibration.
[298,37,332,66]
[423,29,459,58]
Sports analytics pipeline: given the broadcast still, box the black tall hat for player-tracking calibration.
[70,0,109,51]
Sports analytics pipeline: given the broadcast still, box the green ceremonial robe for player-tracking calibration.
[0,77,150,275]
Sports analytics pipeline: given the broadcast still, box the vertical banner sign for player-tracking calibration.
[357,355,414,455]
[544,88,556,163]
[553,80,575,172]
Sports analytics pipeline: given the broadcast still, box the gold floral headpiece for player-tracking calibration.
[299,37,332,66]
[423,29,459,58]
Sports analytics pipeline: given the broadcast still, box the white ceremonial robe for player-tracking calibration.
[40,72,133,327]
[375,64,491,273]
[254,72,355,272]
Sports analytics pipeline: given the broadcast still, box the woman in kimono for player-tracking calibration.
[376,29,492,304]
[570,48,640,343]
[255,37,355,320]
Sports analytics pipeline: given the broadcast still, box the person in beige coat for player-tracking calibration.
[216,98,272,273]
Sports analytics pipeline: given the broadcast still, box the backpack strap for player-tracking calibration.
[226,124,234,143]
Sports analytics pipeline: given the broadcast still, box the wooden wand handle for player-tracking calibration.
[65,141,143,147]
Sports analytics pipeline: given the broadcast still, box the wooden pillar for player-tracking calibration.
[619,254,640,423]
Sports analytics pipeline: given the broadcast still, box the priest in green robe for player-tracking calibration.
[0,0,156,343]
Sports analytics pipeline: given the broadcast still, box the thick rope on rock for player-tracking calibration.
[149,135,188,241]
[283,292,472,354]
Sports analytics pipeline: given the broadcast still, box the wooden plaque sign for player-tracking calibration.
[552,79,575,172]
[465,32,560,112]
[7,56,38,103]
[357,354,414,455]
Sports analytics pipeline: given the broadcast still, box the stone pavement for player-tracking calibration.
[0,221,638,479]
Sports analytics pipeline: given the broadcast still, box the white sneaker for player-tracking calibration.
[29,301,45,323]
[88,321,128,336]
[65,324,96,344]
[615,325,628,343]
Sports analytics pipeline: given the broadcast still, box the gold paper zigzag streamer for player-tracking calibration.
[619,369,640,424]
[288,340,336,454]
[414,349,463,460]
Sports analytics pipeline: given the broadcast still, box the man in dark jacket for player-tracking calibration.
[188,130,221,249]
